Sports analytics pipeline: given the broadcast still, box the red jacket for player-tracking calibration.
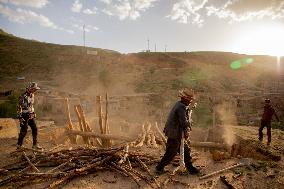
[262,104,279,122]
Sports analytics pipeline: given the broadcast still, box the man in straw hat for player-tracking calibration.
[16,82,42,150]
[155,88,199,175]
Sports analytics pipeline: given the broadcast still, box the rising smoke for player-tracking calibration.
[215,102,237,146]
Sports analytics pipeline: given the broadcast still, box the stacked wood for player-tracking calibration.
[0,146,161,189]
[64,93,114,147]
[64,98,77,144]
[131,122,166,148]
[96,94,112,147]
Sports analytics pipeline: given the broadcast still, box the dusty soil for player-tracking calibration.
[0,119,283,189]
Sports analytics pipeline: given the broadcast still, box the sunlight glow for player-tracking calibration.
[232,24,284,56]
[277,56,281,73]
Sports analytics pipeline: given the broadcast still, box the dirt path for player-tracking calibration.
[0,120,283,189]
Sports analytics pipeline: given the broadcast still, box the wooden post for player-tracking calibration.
[74,105,89,144]
[64,98,74,130]
[77,105,90,133]
[64,98,77,144]
[74,105,84,132]
[96,96,104,134]
[104,93,108,134]
[96,95,109,147]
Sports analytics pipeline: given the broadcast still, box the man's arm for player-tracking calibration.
[17,95,24,119]
[177,106,191,139]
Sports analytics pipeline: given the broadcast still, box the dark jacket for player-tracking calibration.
[163,101,191,139]
[17,92,35,117]
[262,104,279,122]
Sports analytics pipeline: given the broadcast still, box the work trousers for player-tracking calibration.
[156,138,193,171]
[258,119,271,144]
[17,113,38,146]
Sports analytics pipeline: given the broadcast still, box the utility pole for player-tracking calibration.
[155,44,156,52]
[147,38,150,52]
[83,24,86,48]
[165,45,167,53]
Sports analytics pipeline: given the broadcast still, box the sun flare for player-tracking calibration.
[232,24,284,56]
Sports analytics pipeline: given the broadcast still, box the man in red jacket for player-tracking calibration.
[259,99,280,145]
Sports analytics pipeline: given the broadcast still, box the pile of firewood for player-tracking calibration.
[64,94,123,147]
[130,122,167,149]
[0,146,161,189]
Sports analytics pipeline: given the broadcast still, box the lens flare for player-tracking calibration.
[230,60,241,70]
[244,58,253,64]
[230,58,254,70]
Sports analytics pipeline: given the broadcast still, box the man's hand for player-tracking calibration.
[19,118,25,124]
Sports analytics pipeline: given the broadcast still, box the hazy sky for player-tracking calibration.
[0,0,284,55]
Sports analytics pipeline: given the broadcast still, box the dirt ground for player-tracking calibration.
[0,118,283,189]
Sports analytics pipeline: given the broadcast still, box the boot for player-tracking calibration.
[187,165,200,175]
[32,144,43,150]
[155,166,169,175]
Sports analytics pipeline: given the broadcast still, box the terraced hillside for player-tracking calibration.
[0,29,283,128]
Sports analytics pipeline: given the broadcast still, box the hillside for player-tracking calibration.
[0,29,283,127]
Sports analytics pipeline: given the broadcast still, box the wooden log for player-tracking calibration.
[118,144,129,165]
[77,105,89,132]
[123,164,155,188]
[23,152,40,173]
[135,157,160,188]
[48,144,64,153]
[66,130,134,141]
[150,133,158,148]
[78,105,94,145]
[64,98,77,144]
[110,162,141,186]
[18,161,41,174]
[46,158,73,173]
[126,157,132,170]
[104,93,112,147]
[104,93,108,134]
[25,172,63,176]
[77,104,102,147]
[135,124,146,147]
[96,95,104,134]
[74,105,84,131]
[0,169,8,174]
[199,162,245,179]
[74,105,89,144]
[46,156,112,189]
[64,98,74,130]
[96,95,109,147]
[145,123,152,146]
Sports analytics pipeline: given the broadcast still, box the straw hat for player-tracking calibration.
[178,88,195,100]
[27,82,40,90]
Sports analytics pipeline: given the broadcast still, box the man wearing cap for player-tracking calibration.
[155,88,199,175]
[16,82,42,150]
[259,99,280,145]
